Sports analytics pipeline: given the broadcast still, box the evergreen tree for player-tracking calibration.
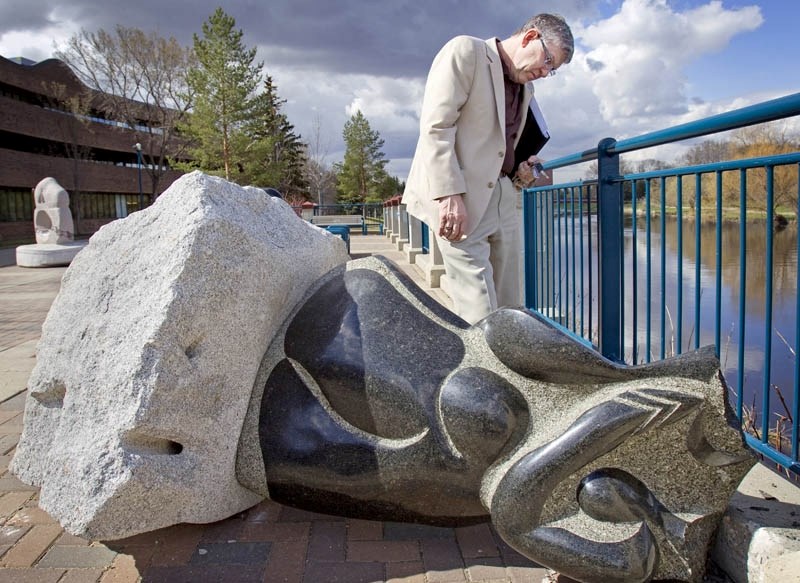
[181,8,262,180]
[376,173,405,201]
[241,76,308,198]
[335,111,390,204]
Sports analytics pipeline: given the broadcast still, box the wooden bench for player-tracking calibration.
[310,215,363,228]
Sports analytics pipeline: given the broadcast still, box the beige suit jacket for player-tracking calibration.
[402,36,534,237]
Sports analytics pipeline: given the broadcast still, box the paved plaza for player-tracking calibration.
[0,236,552,583]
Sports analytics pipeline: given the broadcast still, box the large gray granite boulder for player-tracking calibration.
[11,172,349,539]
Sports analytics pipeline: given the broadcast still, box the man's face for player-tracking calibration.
[510,29,563,83]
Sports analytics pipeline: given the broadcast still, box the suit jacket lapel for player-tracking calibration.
[484,38,505,130]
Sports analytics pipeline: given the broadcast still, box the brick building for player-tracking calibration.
[0,55,185,243]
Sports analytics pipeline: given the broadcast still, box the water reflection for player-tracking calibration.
[542,213,797,446]
[656,218,798,315]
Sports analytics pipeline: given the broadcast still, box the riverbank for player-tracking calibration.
[625,205,798,222]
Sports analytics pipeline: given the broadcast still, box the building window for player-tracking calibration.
[81,193,145,219]
[81,193,118,219]
[0,188,34,222]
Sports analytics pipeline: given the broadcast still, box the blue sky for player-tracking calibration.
[0,0,797,181]
[680,0,797,101]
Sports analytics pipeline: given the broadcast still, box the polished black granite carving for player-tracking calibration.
[479,307,721,385]
[282,266,465,439]
[251,257,753,582]
[261,264,492,524]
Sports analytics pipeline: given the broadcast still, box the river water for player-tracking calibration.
[542,214,797,444]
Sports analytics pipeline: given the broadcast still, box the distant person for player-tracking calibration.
[402,14,574,324]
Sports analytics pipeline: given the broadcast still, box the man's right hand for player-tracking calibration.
[438,194,468,241]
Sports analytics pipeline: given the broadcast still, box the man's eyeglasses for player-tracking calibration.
[539,38,557,77]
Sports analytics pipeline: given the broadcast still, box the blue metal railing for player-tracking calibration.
[523,92,800,476]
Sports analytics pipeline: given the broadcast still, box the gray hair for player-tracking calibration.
[516,14,574,64]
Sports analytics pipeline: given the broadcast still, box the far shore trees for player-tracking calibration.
[582,121,799,217]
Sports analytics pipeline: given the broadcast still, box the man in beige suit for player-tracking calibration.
[402,14,574,324]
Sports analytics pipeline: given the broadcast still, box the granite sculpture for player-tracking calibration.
[32,176,75,244]
[12,172,753,583]
[11,172,350,538]
[236,256,754,582]
[16,177,87,267]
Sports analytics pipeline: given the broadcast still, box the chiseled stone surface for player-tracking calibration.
[11,171,349,540]
[238,256,755,583]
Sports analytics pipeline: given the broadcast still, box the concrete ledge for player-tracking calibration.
[713,463,800,583]
[414,253,445,288]
[16,242,87,267]
[406,246,423,265]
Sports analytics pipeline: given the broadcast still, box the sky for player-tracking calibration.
[1,0,798,183]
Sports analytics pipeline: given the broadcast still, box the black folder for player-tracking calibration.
[514,96,550,169]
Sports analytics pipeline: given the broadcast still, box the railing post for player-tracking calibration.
[523,191,537,309]
[597,137,623,362]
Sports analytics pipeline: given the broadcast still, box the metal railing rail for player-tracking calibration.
[523,92,800,476]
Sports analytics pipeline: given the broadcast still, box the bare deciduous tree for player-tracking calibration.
[728,122,799,212]
[40,81,94,233]
[57,26,195,200]
[302,114,336,205]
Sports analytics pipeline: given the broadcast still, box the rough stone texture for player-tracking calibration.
[762,550,800,583]
[10,171,349,540]
[237,256,755,583]
[747,530,800,583]
[713,462,800,583]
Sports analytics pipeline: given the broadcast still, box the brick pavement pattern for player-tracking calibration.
[0,244,550,582]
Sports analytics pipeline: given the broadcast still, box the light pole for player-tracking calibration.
[133,143,143,211]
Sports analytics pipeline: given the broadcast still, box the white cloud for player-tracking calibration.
[345,76,423,135]
[0,27,64,62]
[0,4,82,62]
[573,0,763,132]
[268,55,425,180]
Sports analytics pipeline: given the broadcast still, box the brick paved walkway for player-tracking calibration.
[0,237,550,583]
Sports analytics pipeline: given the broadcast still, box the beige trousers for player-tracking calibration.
[438,176,522,325]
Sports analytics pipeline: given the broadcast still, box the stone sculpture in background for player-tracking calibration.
[15,177,87,267]
[11,172,754,583]
[33,177,75,244]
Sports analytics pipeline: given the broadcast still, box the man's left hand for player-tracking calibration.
[515,155,550,188]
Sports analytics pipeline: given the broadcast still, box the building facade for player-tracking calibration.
[0,55,185,243]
